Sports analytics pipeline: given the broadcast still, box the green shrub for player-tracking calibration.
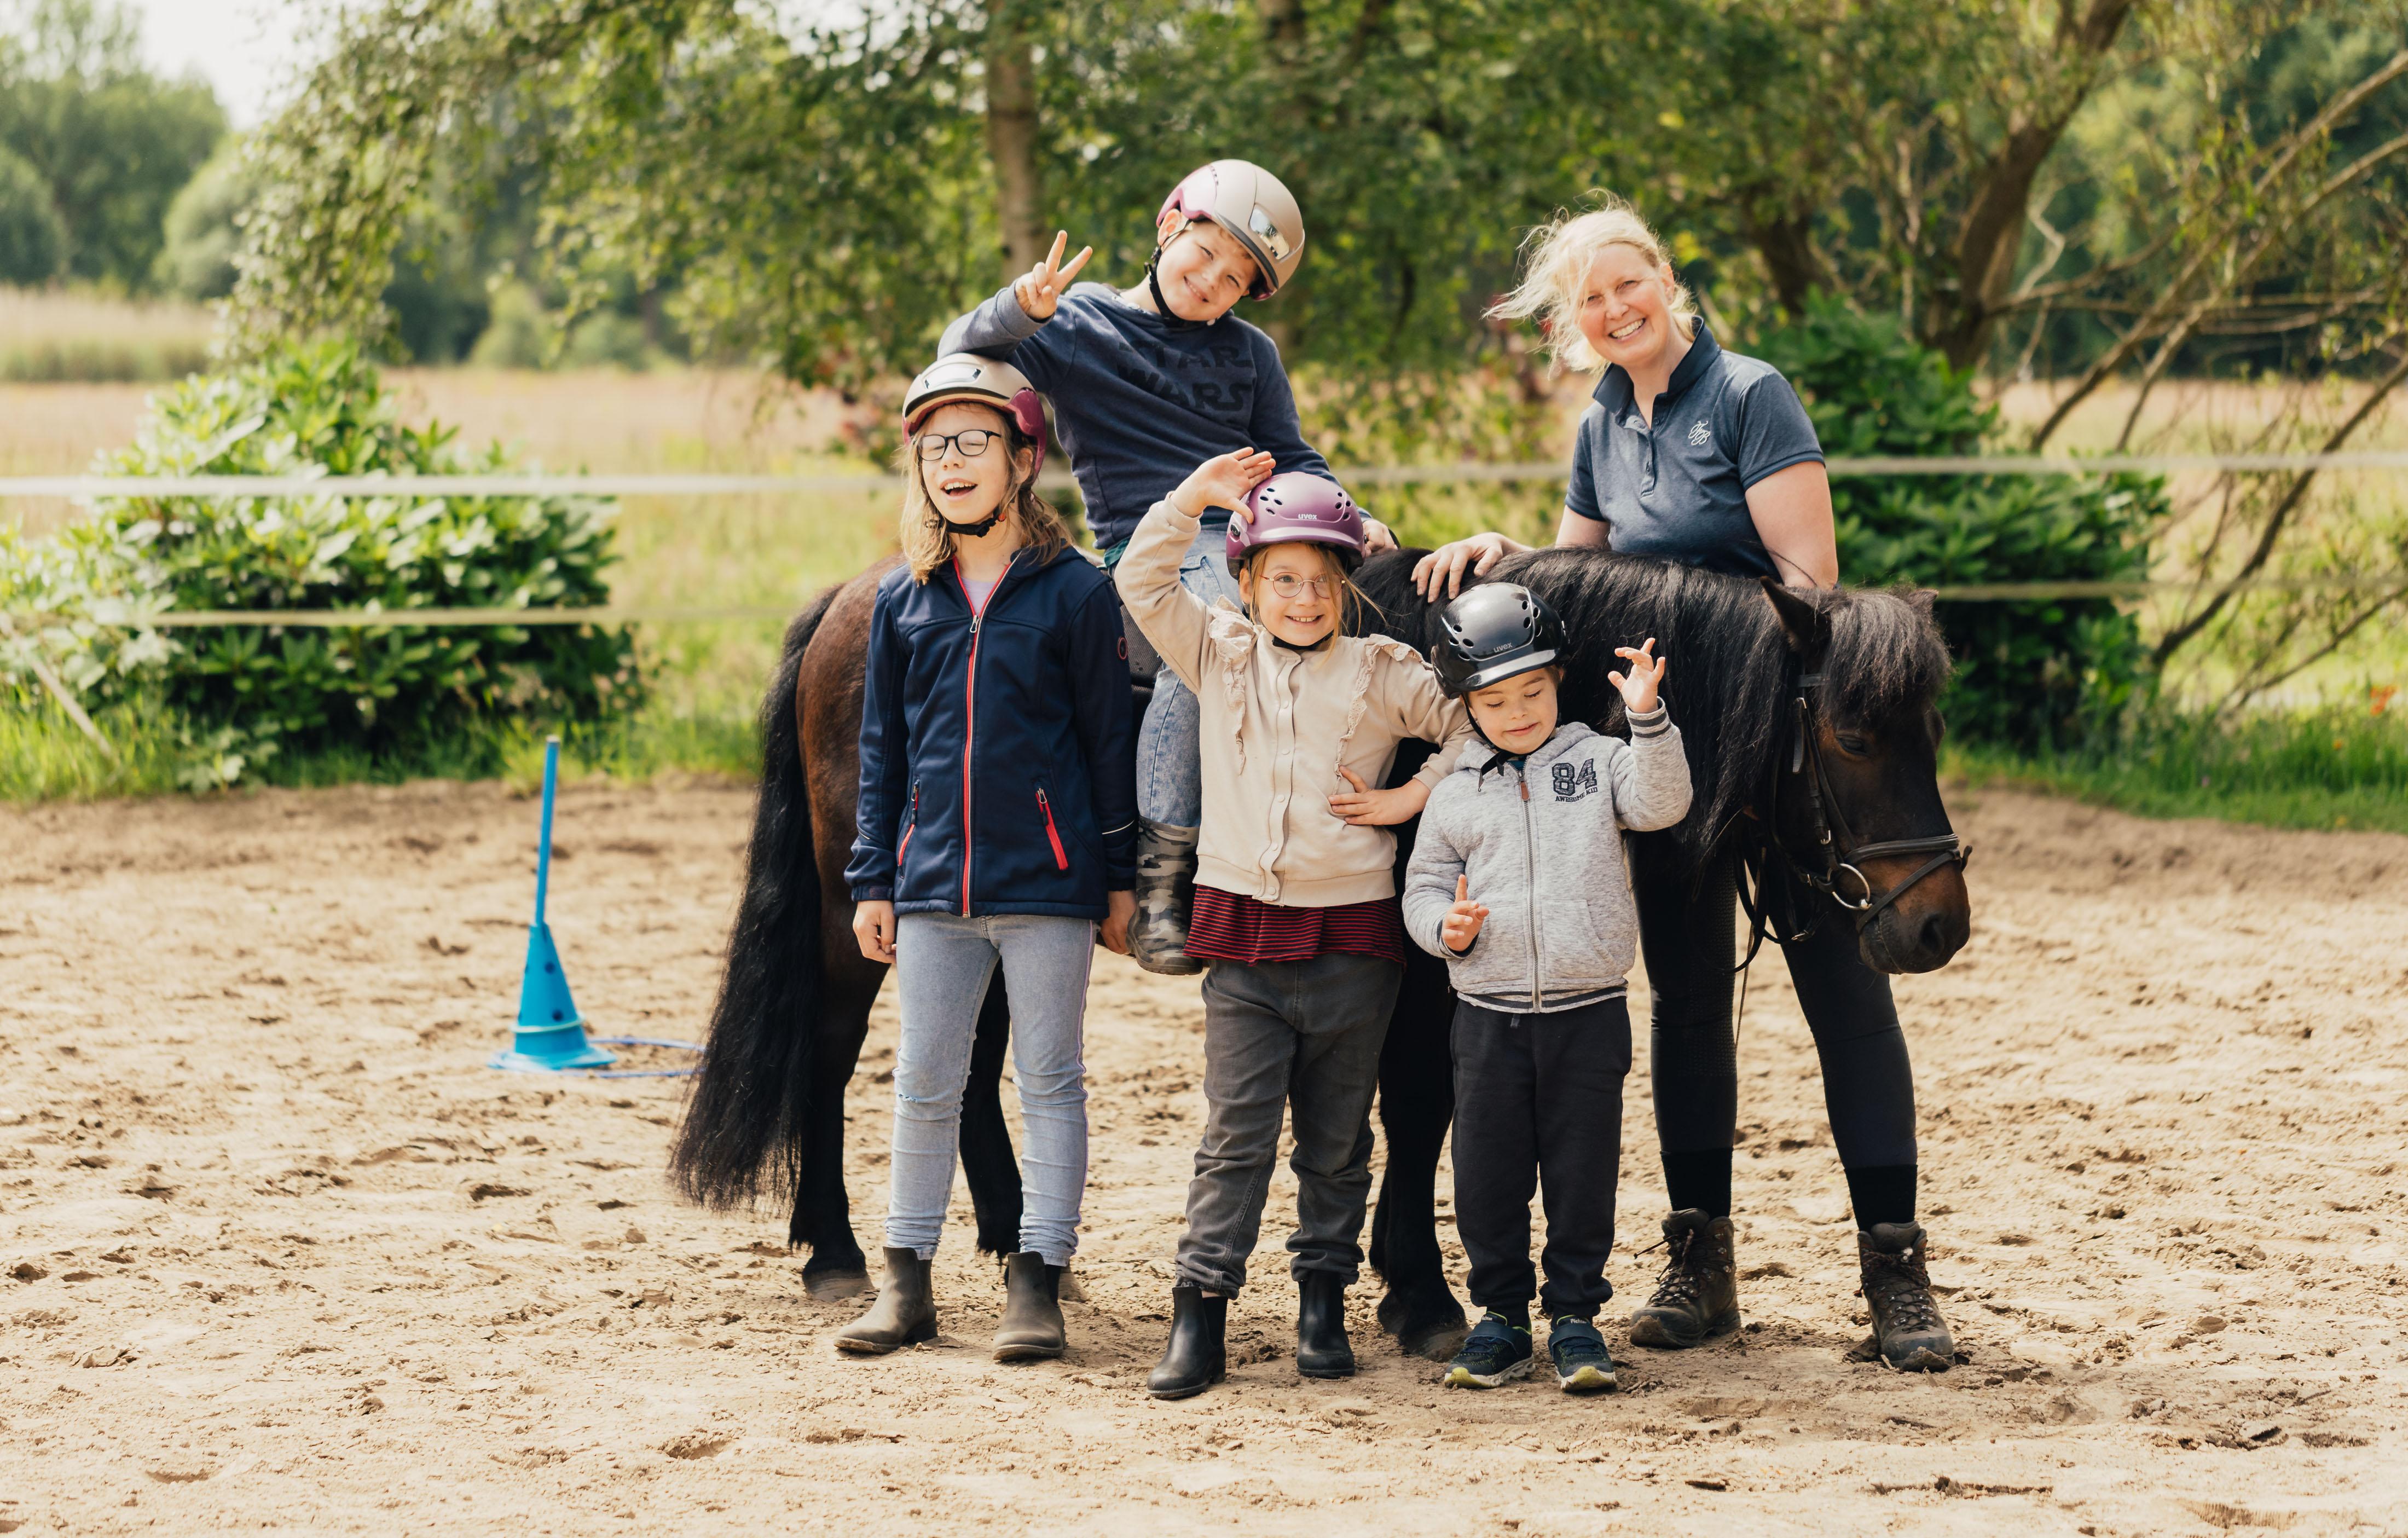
[0,340,640,785]
[0,144,66,284]
[1754,297,2166,748]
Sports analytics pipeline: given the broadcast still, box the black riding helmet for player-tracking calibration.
[1432,582,1564,696]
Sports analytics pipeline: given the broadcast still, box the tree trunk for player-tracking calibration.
[1924,0,2138,370]
[1737,195,1829,318]
[983,0,1045,282]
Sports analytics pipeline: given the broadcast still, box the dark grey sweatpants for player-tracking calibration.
[1172,952,1403,1295]
[1450,995,1633,1320]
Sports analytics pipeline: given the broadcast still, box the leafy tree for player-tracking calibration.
[0,0,228,290]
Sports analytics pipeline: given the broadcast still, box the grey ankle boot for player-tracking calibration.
[1130,819,1203,976]
[993,1252,1066,1362]
[834,1246,936,1354]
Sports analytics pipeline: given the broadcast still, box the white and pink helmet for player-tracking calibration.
[1159,160,1307,300]
[902,354,1049,478]
[1226,472,1364,577]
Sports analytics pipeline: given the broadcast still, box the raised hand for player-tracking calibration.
[1608,637,1667,714]
[1171,447,1278,519]
[1013,230,1095,320]
[1440,874,1488,953]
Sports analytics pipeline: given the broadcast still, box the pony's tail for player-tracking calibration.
[670,589,839,1217]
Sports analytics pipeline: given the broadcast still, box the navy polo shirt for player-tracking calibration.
[1564,325,1824,581]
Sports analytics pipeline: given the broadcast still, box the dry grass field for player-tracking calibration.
[0,778,2403,1534]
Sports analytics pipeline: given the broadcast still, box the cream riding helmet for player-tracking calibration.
[902,354,1050,481]
[1154,159,1307,302]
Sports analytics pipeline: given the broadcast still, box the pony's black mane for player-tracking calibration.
[1353,547,1953,867]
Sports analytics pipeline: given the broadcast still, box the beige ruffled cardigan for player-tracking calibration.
[1115,499,1474,907]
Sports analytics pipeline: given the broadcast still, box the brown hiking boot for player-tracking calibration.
[1627,1209,1740,1349]
[1857,1222,1954,1371]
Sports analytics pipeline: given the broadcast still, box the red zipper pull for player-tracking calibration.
[1037,790,1069,871]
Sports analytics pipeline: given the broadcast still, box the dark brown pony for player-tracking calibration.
[672,543,1972,1331]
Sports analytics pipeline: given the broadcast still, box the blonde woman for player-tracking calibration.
[1414,200,1955,1374]
[835,354,1136,1363]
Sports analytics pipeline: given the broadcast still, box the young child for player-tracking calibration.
[1400,583,1692,1392]
[941,160,1393,977]
[1116,457,1475,1400]
[835,354,1137,1362]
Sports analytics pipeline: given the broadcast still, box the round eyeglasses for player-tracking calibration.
[1263,573,1335,599]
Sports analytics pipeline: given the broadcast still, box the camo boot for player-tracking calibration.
[1857,1222,1954,1371]
[1129,819,1204,976]
[1626,1209,1740,1349]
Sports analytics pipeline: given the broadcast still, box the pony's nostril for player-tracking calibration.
[1920,912,1965,957]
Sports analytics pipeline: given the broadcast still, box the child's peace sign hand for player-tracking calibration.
[1440,874,1487,954]
[1171,448,1277,519]
[1608,637,1667,714]
[1014,231,1094,320]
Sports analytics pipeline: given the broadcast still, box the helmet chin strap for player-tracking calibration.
[941,507,1006,538]
[1145,244,1211,333]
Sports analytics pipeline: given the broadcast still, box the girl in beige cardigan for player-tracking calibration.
[1114,449,1475,1399]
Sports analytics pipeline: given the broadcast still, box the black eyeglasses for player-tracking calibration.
[917,429,999,462]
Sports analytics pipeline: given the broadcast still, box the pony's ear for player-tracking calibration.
[1759,576,1824,654]
[1907,588,1938,620]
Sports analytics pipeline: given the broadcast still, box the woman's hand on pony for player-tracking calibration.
[1608,637,1667,714]
[1172,448,1277,519]
[1411,530,1528,599]
[852,899,898,964]
[1013,231,1093,321]
[1101,889,1136,955]
[1328,765,1429,826]
[1440,874,1487,954]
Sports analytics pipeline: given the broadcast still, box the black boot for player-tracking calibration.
[1857,1222,1954,1371]
[1146,1286,1228,1400]
[1295,1271,1355,1379]
[1627,1209,1740,1349]
[833,1246,937,1354]
[993,1251,1066,1362]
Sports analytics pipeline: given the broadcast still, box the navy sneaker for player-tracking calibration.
[1443,1312,1534,1389]
[1547,1316,1618,1394]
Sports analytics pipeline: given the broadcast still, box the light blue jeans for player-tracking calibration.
[1131,513,1238,826]
[886,912,1095,1267]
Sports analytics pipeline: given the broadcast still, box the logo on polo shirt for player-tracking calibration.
[1687,419,1713,448]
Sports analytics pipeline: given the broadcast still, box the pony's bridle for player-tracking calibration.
[1738,667,1970,958]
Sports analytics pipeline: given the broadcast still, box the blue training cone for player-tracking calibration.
[490,737,617,1073]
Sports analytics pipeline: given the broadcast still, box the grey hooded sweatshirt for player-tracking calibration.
[1402,712,1692,1014]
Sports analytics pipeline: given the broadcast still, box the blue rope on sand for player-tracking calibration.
[575,1037,705,1079]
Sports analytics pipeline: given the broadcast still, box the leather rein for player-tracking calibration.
[1733,666,1970,970]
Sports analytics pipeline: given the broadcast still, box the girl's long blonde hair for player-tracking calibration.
[897,406,1070,583]
[1486,194,1699,375]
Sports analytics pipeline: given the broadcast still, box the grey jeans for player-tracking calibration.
[886,912,1094,1267]
[1173,952,1403,1294]
[1131,513,1237,827]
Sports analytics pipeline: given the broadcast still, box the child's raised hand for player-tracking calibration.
[1441,874,1487,954]
[1013,231,1094,320]
[1171,448,1277,519]
[1608,637,1667,714]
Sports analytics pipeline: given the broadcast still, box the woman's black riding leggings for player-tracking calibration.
[1630,836,1919,1227]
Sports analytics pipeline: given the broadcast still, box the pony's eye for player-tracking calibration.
[1837,733,1871,755]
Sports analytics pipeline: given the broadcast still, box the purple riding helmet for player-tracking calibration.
[1225,472,1365,578]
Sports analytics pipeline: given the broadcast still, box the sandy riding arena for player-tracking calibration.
[2,778,2403,1535]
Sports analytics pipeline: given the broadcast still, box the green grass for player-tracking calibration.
[1,690,761,803]
[1950,699,2408,836]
